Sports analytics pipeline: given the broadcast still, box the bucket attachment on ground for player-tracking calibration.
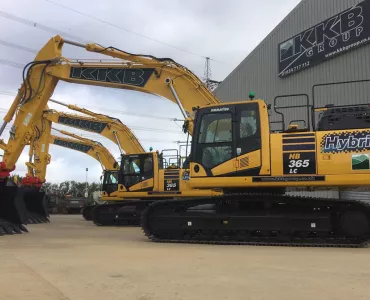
[0,181,28,235]
[21,186,49,223]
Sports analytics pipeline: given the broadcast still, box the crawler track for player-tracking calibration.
[92,200,155,226]
[82,205,95,221]
[141,193,370,248]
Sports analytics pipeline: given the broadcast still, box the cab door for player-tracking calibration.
[191,106,236,177]
[234,103,263,176]
[121,154,154,191]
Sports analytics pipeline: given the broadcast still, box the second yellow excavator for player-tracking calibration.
[40,102,220,225]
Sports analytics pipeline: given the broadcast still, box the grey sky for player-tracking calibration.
[0,0,300,183]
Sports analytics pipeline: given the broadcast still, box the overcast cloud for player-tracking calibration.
[0,0,300,183]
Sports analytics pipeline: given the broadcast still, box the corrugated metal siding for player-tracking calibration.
[215,0,369,199]
[340,191,370,201]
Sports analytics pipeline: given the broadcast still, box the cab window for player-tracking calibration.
[198,113,232,143]
[123,157,141,175]
[143,156,153,180]
[104,172,118,185]
[240,109,257,138]
[198,113,233,169]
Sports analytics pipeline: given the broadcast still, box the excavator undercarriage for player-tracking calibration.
[142,193,370,247]
[91,200,155,226]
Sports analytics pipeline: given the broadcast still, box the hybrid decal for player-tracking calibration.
[58,116,107,133]
[70,67,155,87]
[278,0,370,77]
[53,139,92,153]
[283,152,316,175]
[322,131,370,153]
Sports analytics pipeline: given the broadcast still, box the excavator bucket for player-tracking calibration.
[21,187,49,223]
[0,180,28,234]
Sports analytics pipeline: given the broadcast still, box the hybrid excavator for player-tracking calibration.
[0,35,369,247]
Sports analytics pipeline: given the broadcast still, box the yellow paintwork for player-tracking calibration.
[189,163,208,177]
[26,118,52,181]
[236,150,261,172]
[211,159,236,176]
[129,178,154,192]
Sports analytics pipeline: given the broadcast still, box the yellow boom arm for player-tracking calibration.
[50,129,119,171]
[0,35,220,178]
[43,102,145,155]
[26,128,118,182]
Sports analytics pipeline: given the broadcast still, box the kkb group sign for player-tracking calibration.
[278,0,370,77]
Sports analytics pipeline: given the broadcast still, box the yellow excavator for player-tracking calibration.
[39,102,214,225]
[0,35,369,247]
[40,102,219,225]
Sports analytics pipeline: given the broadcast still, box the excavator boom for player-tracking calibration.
[50,129,119,171]
[43,103,145,155]
[0,35,219,233]
[1,35,218,177]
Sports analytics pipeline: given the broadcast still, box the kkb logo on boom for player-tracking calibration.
[280,5,364,62]
[323,133,370,153]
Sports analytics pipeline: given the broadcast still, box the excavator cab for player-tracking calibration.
[120,153,156,192]
[101,170,119,196]
[189,100,270,178]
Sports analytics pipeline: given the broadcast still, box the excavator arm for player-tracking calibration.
[50,130,119,171]
[43,101,145,155]
[25,124,119,183]
[26,128,119,183]
[0,35,219,177]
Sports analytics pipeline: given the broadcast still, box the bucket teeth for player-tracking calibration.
[0,219,28,235]
[21,187,49,223]
[27,214,50,224]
